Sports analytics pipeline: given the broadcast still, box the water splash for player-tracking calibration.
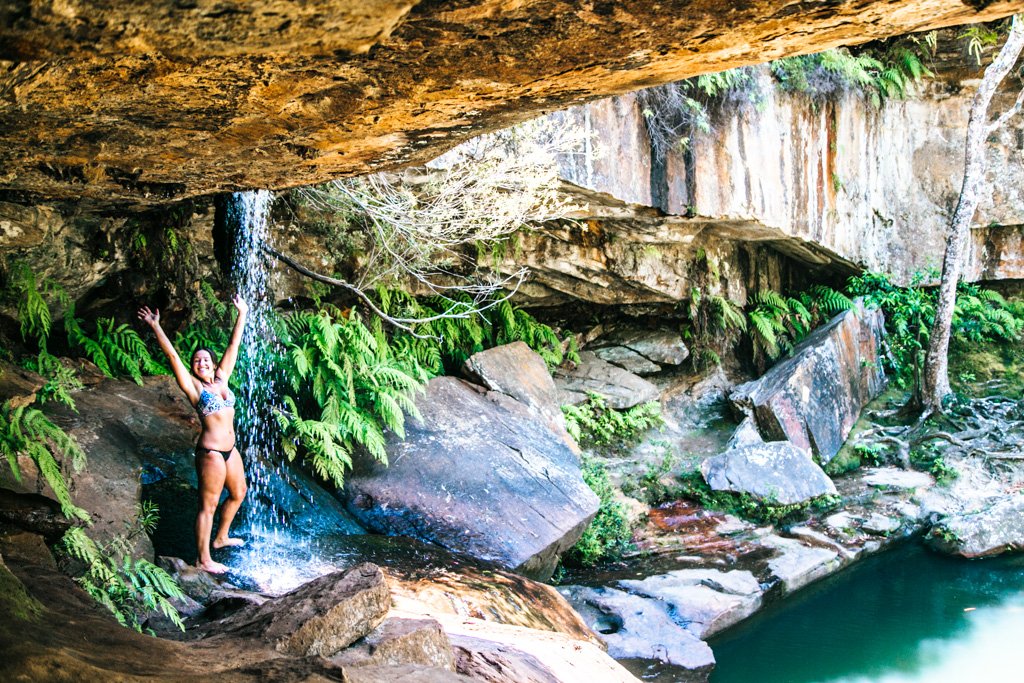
[222,190,311,588]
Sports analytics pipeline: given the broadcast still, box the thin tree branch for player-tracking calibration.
[988,86,1024,134]
[266,246,526,330]
[266,246,420,335]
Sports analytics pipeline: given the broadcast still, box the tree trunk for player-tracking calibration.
[921,16,1024,413]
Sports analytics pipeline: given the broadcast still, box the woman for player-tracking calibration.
[138,295,248,574]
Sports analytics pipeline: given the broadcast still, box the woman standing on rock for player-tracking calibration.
[138,295,249,574]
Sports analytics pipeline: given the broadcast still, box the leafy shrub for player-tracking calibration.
[846,271,1023,390]
[771,43,932,106]
[274,307,426,487]
[60,502,184,633]
[562,457,633,567]
[562,394,663,453]
[377,288,576,374]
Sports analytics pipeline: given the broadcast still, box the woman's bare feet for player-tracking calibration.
[212,537,245,549]
[198,559,229,574]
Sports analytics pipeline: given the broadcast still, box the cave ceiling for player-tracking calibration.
[1,0,1021,209]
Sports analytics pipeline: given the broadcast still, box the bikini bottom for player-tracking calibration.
[196,446,236,461]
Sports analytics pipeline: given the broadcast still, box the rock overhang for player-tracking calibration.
[0,0,1020,208]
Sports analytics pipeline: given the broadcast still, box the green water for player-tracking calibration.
[708,543,1024,683]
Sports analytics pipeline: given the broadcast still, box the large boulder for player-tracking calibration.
[729,303,887,464]
[554,351,660,409]
[701,442,837,505]
[343,376,600,580]
[927,494,1024,558]
[463,342,577,452]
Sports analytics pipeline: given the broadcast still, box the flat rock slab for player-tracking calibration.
[617,571,762,638]
[701,441,837,505]
[763,536,842,593]
[436,612,641,683]
[554,352,659,409]
[344,377,599,580]
[599,327,690,366]
[558,585,715,672]
[927,494,1024,558]
[861,467,935,490]
[593,345,662,376]
[217,563,390,656]
[331,616,455,671]
[729,304,887,464]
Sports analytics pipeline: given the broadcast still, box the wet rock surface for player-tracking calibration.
[562,463,938,680]
[206,563,391,656]
[730,304,887,464]
[343,375,599,580]
[557,585,716,672]
[701,441,838,505]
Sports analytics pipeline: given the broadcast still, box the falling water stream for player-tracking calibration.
[217,190,340,592]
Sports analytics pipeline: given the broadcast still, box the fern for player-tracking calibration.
[8,261,58,343]
[23,349,83,410]
[1,401,89,521]
[66,313,166,384]
[562,393,663,453]
[60,502,184,633]
[276,308,425,487]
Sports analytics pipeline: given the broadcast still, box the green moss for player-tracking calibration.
[671,471,841,526]
[948,337,1024,399]
[0,562,43,622]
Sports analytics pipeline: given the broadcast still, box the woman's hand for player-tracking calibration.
[232,294,249,317]
[137,306,160,328]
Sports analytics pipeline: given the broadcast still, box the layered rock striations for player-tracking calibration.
[533,48,1024,289]
[0,1,1019,205]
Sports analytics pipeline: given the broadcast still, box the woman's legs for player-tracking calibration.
[195,450,228,573]
[212,449,247,549]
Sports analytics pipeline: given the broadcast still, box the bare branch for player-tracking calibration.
[988,86,1024,134]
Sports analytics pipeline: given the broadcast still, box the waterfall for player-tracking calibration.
[227,190,279,528]
[220,190,302,589]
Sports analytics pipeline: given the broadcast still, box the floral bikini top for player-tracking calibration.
[195,385,236,417]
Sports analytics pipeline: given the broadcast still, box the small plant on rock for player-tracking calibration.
[563,394,663,453]
[562,457,633,567]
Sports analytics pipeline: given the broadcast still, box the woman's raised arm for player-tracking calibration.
[138,306,199,403]
[216,294,248,381]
